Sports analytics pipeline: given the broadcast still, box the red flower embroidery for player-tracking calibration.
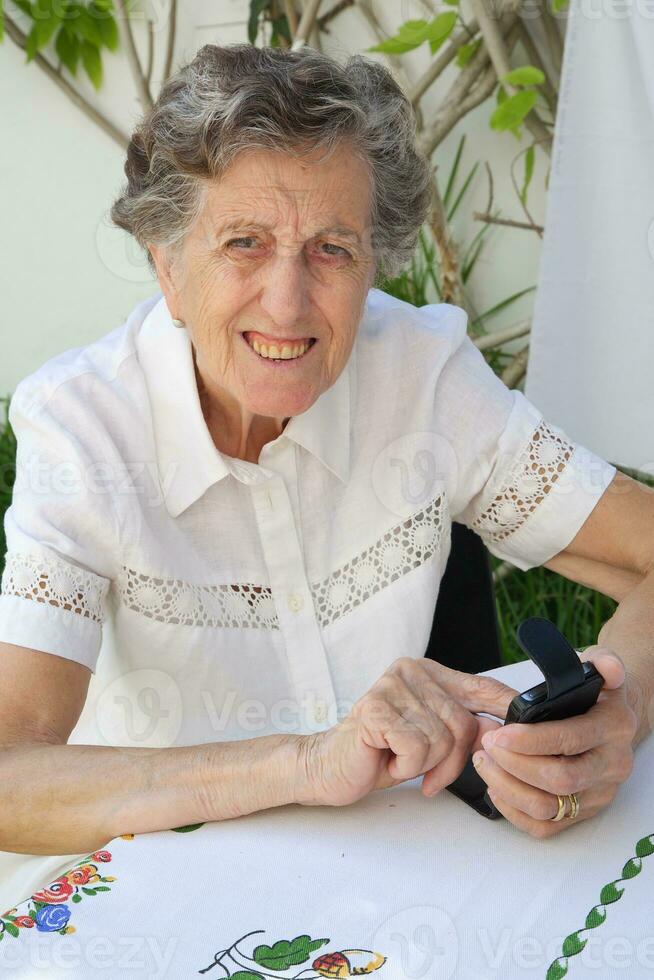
[31,877,74,904]
[66,865,97,886]
[14,916,35,928]
[91,850,112,863]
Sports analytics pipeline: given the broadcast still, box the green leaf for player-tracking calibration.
[55,25,79,73]
[636,836,654,858]
[442,132,465,208]
[447,161,478,221]
[11,0,33,14]
[368,19,429,54]
[496,84,507,106]
[92,5,118,50]
[247,0,268,44]
[80,37,102,87]
[0,3,4,44]
[552,0,569,10]
[621,857,642,879]
[81,885,98,895]
[520,144,535,205]
[599,881,624,905]
[585,905,607,929]
[427,11,456,54]
[75,5,103,45]
[93,885,111,891]
[4,922,19,938]
[546,961,568,980]
[254,935,330,971]
[490,88,537,133]
[456,38,482,67]
[230,973,264,980]
[170,822,205,832]
[502,65,545,87]
[71,894,82,903]
[561,932,586,957]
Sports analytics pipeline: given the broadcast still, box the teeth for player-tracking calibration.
[247,335,311,360]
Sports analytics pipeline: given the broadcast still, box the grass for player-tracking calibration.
[0,397,16,571]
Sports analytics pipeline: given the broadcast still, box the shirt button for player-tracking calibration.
[313,702,328,724]
[288,594,303,613]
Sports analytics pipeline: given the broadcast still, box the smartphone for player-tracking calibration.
[445,617,604,819]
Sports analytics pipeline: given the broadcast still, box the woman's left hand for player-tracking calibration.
[472,647,640,838]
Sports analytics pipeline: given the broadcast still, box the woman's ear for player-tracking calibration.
[148,244,182,320]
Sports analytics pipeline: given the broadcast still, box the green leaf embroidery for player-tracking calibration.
[254,935,329,970]
[4,922,19,938]
[71,894,82,903]
[546,833,654,978]
[170,822,205,832]
[230,973,264,980]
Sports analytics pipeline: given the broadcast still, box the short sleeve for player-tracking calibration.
[0,381,117,673]
[436,329,617,571]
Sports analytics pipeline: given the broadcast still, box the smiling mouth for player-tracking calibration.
[242,332,317,362]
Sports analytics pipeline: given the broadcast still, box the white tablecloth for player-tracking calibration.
[2,659,653,979]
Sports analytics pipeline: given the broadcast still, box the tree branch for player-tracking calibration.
[500,343,530,387]
[4,13,129,149]
[427,171,469,312]
[538,0,564,76]
[355,0,414,107]
[283,0,299,37]
[474,320,531,350]
[419,22,522,158]
[290,0,322,49]
[473,211,544,233]
[517,21,558,111]
[145,17,154,88]
[316,0,353,33]
[409,20,480,107]
[163,0,177,81]
[469,0,552,152]
[115,0,153,109]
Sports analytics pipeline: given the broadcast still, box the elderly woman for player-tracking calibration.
[0,43,653,885]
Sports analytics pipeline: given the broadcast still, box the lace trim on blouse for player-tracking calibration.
[115,493,446,630]
[0,551,109,624]
[470,419,575,544]
[0,418,573,631]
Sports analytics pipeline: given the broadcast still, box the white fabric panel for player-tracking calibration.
[525,0,654,472]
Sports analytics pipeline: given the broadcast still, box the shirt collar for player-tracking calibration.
[136,294,354,518]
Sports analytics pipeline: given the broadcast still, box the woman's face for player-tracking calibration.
[151,143,376,421]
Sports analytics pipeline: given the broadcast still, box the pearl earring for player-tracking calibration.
[172,318,185,329]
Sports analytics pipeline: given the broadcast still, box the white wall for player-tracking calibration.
[1,0,557,396]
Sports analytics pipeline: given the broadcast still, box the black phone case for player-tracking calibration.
[445,618,604,819]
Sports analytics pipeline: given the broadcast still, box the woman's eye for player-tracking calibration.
[226,237,259,249]
[320,242,351,258]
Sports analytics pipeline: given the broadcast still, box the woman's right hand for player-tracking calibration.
[293,656,519,807]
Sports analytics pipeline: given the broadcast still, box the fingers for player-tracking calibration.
[478,738,635,796]
[579,645,626,690]
[433,663,520,720]
[355,660,479,784]
[480,689,638,757]
[484,788,597,839]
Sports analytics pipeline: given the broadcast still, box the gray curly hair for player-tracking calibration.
[110,43,433,283]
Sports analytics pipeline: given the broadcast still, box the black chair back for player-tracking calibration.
[424,522,502,673]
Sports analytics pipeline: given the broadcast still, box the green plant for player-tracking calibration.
[0,397,17,577]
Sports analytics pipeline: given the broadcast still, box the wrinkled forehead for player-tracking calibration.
[193,145,374,243]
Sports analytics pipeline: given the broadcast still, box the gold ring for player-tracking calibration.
[550,794,567,821]
[566,792,580,820]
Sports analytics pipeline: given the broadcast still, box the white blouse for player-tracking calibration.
[0,287,617,749]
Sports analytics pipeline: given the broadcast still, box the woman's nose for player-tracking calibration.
[258,254,312,330]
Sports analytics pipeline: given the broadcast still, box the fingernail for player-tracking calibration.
[472,752,484,768]
[481,732,495,750]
